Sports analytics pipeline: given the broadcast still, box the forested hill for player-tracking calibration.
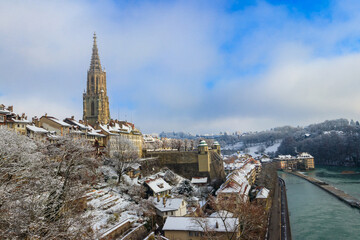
[277,119,360,167]
[160,119,360,166]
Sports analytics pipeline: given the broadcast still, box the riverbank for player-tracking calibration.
[286,171,360,209]
[278,171,360,240]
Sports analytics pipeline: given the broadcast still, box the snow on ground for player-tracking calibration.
[86,187,139,234]
[265,142,281,153]
[223,141,244,150]
[243,141,282,157]
[223,140,282,154]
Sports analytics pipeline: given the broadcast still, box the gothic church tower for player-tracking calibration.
[83,33,110,126]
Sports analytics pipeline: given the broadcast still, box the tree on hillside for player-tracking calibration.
[257,145,266,154]
[197,196,267,240]
[277,136,297,155]
[0,128,99,239]
[44,137,99,221]
[109,136,139,185]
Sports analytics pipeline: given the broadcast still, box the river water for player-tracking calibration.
[278,166,360,240]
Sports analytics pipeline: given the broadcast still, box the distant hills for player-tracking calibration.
[160,119,360,167]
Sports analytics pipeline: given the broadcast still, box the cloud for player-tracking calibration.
[1,0,360,134]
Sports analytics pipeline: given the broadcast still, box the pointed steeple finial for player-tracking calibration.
[90,32,102,71]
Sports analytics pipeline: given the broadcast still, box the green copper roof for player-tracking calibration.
[213,141,220,146]
[198,140,208,146]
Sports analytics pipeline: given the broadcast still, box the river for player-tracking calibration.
[278,166,360,240]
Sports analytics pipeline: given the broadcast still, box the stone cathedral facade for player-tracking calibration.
[83,33,110,126]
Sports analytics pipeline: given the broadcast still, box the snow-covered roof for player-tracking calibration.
[256,187,270,199]
[11,118,31,123]
[0,109,10,114]
[65,118,90,130]
[191,177,208,184]
[99,124,111,134]
[217,162,257,200]
[128,163,141,170]
[87,130,106,137]
[260,158,272,163]
[153,198,184,212]
[209,210,234,218]
[198,140,208,147]
[298,152,313,158]
[26,125,48,133]
[145,178,172,194]
[46,117,71,127]
[162,216,239,233]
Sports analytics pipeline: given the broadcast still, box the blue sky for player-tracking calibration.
[1,0,360,133]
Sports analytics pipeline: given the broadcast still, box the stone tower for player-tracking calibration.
[83,33,110,126]
[198,140,211,172]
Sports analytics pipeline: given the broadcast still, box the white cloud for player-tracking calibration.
[2,1,360,134]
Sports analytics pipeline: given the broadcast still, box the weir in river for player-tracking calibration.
[286,171,360,208]
[278,168,360,240]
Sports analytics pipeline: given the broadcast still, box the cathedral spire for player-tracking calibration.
[90,32,102,71]
[84,32,110,126]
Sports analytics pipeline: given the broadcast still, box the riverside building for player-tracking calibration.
[274,152,315,170]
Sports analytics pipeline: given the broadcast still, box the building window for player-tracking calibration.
[0,115,4,122]
[91,101,95,116]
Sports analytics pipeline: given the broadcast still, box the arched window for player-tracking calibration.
[91,101,95,116]
[91,76,95,92]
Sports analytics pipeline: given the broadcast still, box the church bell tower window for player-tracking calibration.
[91,101,95,116]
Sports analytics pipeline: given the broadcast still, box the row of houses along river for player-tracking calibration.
[278,166,360,240]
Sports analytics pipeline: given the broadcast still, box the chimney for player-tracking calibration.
[45,113,47,117]
[71,116,74,120]
[157,194,160,202]
[7,106,13,112]
[163,197,167,207]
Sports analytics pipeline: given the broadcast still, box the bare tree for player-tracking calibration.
[184,139,191,151]
[206,196,267,240]
[162,138,171,149]
[204,139,214,147]
[110,136,139,185]
[190,196,267,240]
[0,128,99,239]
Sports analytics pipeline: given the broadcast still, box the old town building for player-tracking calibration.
[0,104,31,135]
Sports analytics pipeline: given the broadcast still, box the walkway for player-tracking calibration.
[279,177,292,240]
